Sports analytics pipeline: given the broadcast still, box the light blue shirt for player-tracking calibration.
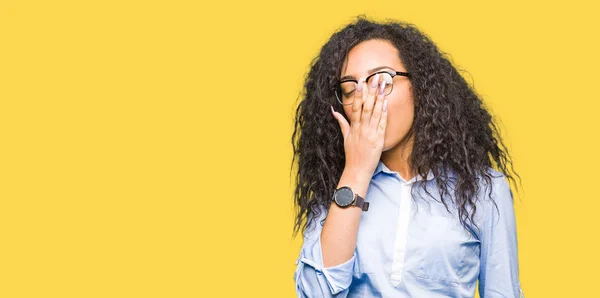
[294,160,524,297]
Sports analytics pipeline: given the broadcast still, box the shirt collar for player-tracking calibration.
[372,160,435,184]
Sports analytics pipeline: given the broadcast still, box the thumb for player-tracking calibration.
[331,105,349,138]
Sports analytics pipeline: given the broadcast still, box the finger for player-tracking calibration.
[350,78,364,134]
[331,105,350,138]
[370,80,386,128]
[377,99,388,137]
[360,74,379,126]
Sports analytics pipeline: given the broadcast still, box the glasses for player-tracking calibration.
[334,70,411,105]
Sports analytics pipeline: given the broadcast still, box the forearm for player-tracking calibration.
[320,169,371,268]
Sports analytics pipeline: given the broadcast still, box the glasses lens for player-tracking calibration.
[366,72,393,96]
[338,81,356,105]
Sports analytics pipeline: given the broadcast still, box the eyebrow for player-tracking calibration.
[340,66,395,81]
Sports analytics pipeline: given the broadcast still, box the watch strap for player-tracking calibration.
[352,194,369,211]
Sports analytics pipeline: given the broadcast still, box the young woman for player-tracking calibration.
[291,17,524,297]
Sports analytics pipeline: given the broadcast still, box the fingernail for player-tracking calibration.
[371,74,379,88]
[379,81,385,95]
[330,105,334,115]
[383,99,388,112]
[357,79,363,92]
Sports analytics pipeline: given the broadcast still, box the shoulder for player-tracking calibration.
[436,166,510,193]
[480,167,513,201]
[476,167,516,223]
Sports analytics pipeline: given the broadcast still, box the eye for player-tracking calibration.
[339,82,357,97]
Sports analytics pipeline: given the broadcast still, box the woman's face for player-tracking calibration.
[340,39,414,152]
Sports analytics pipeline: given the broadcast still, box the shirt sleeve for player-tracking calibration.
[293,204,356,297]
[478,175,525,298]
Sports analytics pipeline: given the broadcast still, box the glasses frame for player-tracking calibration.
[334,70,411,105]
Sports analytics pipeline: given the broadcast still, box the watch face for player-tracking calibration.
[334,187,354,207]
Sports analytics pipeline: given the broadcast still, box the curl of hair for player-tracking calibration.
[291,16,521,238]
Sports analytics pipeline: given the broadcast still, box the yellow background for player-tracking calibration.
[1,0,598,297]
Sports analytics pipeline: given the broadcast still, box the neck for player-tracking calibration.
[381,134,415,182]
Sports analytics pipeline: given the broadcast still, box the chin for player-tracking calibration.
[382,140,396,152]
[382,135,408,152]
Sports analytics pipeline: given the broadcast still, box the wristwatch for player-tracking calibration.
[332,186,369,211]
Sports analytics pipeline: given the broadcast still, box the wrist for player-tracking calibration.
[337,169,371,198]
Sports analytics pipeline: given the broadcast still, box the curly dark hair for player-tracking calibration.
[291,16,521,238]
